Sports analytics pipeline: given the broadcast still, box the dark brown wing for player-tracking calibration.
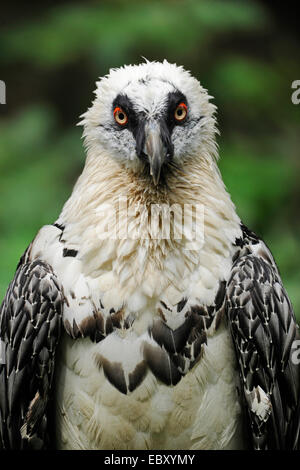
[226,247,300,449]
[0,255,63,449]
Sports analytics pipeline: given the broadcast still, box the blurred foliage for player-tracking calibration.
[0,0,299,318]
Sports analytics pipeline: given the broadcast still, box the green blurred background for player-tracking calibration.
[0,0,299,318]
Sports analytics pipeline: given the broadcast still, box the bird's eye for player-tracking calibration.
[174,102,188,122]
[113,107,128,126]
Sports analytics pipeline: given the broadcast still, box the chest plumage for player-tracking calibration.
[54,323,244,450]
[28,186,243,449]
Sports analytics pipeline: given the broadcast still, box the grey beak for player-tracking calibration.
[144,121,167,185]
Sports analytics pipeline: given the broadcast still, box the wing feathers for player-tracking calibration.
[0,254,63,449]
[227,240,300,449]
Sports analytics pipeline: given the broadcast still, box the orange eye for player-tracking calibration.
[113,107,128,125]
[174,102,187,122]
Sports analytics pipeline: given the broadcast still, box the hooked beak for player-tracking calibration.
[143,121,168,186]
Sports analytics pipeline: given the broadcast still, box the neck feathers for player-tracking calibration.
[58,149,241,293]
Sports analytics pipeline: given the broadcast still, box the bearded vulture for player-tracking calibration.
[0,61,299,450]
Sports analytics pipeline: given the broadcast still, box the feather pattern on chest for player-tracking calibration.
[28,150,241,397]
